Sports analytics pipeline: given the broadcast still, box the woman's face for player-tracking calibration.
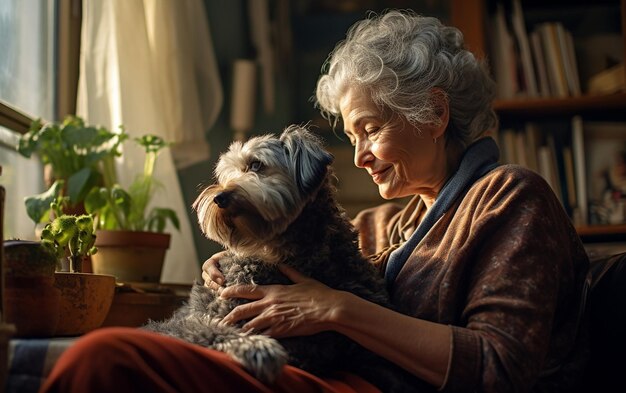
[339,87,449,201]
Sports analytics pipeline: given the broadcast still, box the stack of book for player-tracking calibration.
[496,118,626,226]
[490,0,581,99]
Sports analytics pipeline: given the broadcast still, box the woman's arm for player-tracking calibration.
[219,265,451,388]
[334,289,451,387]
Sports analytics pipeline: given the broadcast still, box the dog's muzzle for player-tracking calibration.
[213,191,231,208]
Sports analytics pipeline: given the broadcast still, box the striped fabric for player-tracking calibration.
[6,338,76,393]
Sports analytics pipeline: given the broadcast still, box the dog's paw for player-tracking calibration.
[222,334,288,384]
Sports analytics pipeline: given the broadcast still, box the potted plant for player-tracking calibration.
[19,116,179,284]
[40,214,98,273]
[3,239,60,337]
[85,135,180,283]
[40,214,116,336]
[18,115,127,220]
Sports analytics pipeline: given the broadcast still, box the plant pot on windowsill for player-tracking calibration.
[83,134,179,285]
[3,240,60,338]
[90,230,171,284]
[39,214,116,336]
[53,269,116,337]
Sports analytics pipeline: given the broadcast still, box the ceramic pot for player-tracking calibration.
[5,276,60,337]
[91,230,170,283]
[3,240,60,337]
[53,272,116,336]
[4,240,57,276]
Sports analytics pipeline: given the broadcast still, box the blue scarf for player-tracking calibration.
[384,137,501,287]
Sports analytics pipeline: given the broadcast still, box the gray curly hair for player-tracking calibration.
[314,10,497,148]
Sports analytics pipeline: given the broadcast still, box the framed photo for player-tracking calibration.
[584,122,626,224]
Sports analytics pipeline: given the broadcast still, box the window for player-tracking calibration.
[0,0,61,239]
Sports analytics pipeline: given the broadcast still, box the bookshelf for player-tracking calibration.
[452,0,626,242]
[493,92,626,117]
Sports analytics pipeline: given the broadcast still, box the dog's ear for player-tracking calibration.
[280,125,334,195]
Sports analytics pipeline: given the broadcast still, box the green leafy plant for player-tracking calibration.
[20,116,179,234]
[40,214,98,273]
[18,115,127,223]
[23,180,68,224]
[85,135,180,233]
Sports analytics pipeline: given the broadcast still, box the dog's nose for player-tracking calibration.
[213,191,231,208]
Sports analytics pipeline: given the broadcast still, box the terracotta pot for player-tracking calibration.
[5,276,60,338]
[4,240,57,277]
[53,272,116,336]
[91,230,171,283]
[3,241,60,338]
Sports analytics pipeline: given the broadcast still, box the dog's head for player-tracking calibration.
[192,125,333,261]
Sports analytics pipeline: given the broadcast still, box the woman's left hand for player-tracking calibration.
[219,265,344,338]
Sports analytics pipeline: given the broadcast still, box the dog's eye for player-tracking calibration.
[247,160,263,172]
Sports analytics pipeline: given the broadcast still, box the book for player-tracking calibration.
[555,24,581,96]
[563,29,582,96]
[511,0,538,97]
[515,130,528,168]
[537,22,569,98]
[563,146,577,210]
[530,30,551,97]
[547,133,566,207]
[490,4,518,99]
[524,122,541,173]
[499,128,519,164]
[538,145,562,204]
[571,115,588,225]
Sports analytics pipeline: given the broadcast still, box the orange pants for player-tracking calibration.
[39,327,381,393]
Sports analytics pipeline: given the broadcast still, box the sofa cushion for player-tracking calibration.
[581,252,626,391]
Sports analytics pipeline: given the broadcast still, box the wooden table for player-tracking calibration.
[103,283,190,327]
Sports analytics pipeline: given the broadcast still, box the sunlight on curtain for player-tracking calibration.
[77,0,222,283]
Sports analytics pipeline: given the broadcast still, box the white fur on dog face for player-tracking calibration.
[193,126,332,261]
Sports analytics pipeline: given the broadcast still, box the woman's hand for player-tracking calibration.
[219,265,346,338]
[202,251,227,291]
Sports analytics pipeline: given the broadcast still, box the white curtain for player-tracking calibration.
[77,0,223,283]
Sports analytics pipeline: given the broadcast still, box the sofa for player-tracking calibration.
[580,252,626,392]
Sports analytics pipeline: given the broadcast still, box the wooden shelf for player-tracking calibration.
[494,93,626,117]
[576,224,626,236]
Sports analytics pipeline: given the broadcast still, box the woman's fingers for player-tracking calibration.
[220,284,286,326]
[202,251,227,288]
[220,285,266,329]
[217,268,332,337]
[224,302,301,335]
[202,270,223,293]
[255,306,303,337]
[220,284,264,300]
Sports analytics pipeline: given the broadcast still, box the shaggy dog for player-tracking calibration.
[144,126,421,392]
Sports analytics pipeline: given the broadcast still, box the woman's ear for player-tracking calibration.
[430,88,450,140]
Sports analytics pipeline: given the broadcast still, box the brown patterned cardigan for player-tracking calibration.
[353,164,590,393]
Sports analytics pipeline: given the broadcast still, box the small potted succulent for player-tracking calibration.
[40,214,116,336]
[40,214,98,273]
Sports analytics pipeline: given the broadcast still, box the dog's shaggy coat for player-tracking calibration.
[144,126,422,392]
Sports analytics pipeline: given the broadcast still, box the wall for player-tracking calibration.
[177,0,296,262]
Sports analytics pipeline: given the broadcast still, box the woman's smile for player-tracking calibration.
[370,166,392,184]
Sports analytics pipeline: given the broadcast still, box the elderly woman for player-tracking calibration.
[41,10,589,393]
